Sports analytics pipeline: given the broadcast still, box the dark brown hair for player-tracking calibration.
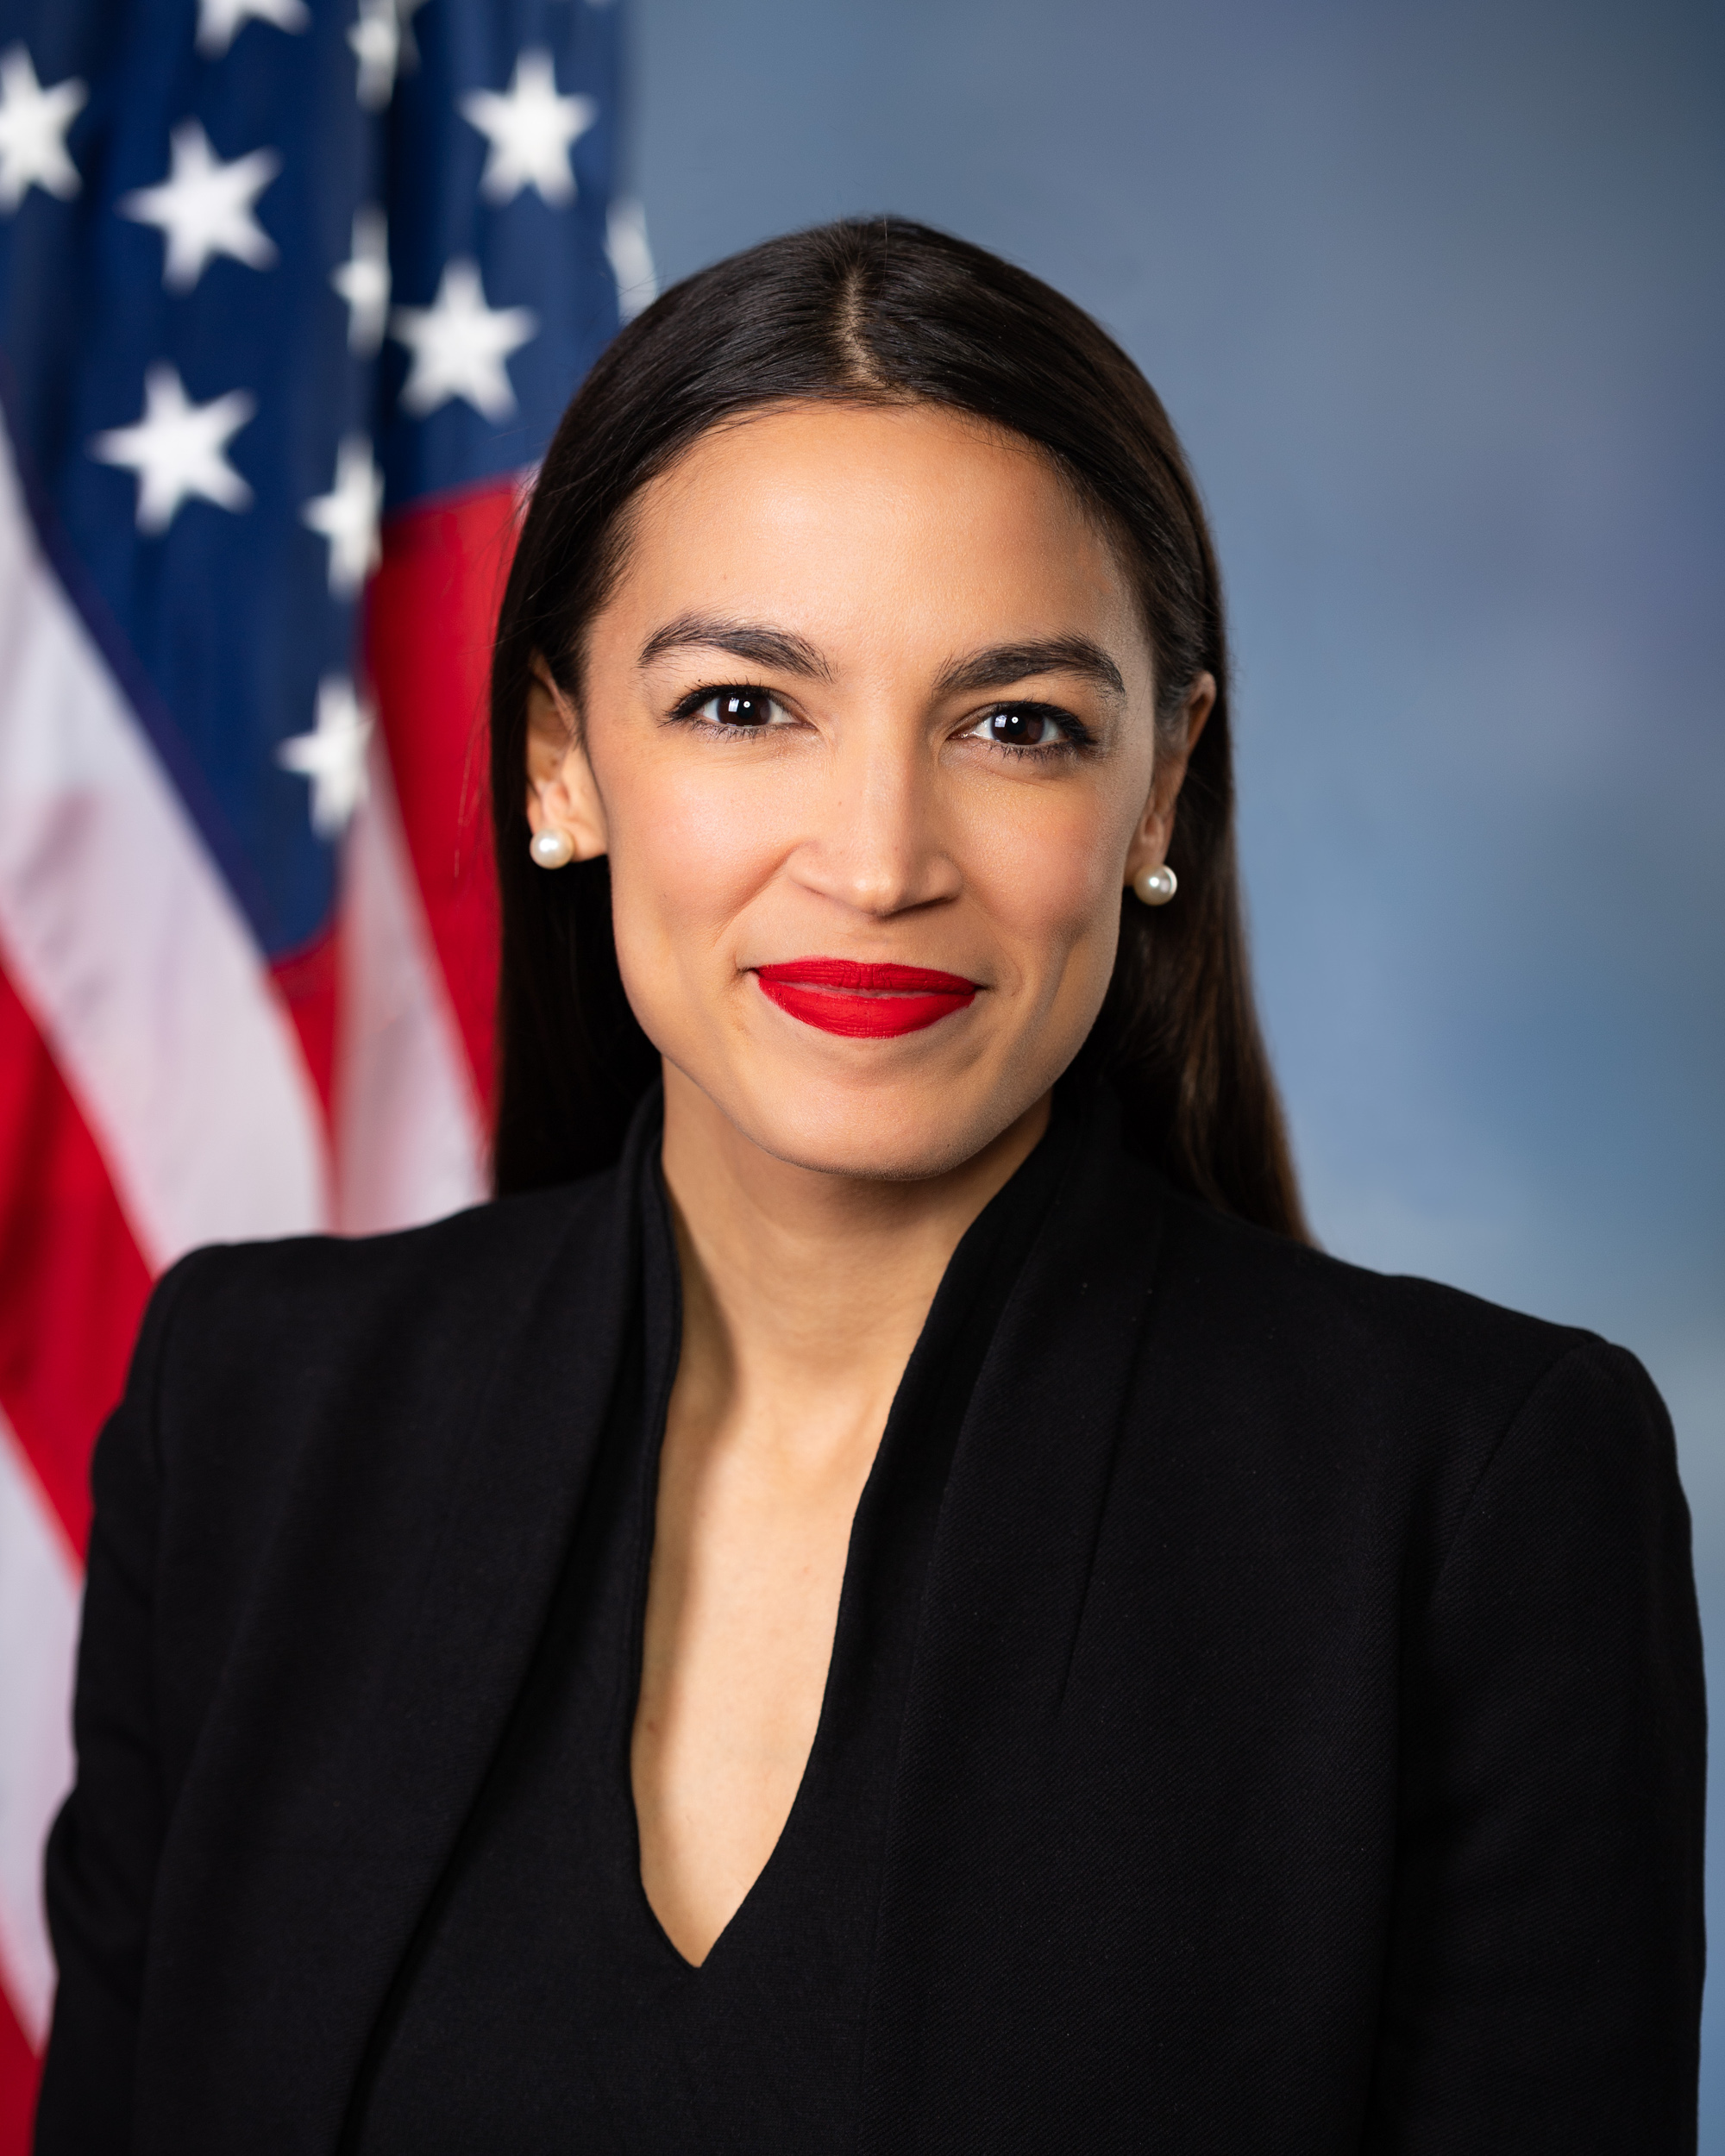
[490,216,1307,1238]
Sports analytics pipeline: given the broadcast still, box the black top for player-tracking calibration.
[36,1085,1705,2155]
[350,1109,1073,2152]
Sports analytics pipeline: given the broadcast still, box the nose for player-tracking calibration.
[787,722,963,918]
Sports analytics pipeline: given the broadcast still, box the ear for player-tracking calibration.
[525,657,609,861]
[1122,671,1216,887]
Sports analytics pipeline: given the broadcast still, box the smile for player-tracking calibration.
[753,958,981,1038]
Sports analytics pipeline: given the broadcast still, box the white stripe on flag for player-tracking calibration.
[335,732,487,1233]
[0,1415,78,2051]
[0,415,329,1270]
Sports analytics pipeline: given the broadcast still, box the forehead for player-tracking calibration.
[602,401,1146,680]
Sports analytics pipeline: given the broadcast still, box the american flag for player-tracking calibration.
[0,0,641,2134]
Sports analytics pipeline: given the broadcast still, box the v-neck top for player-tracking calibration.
[347,1104,1075,2154]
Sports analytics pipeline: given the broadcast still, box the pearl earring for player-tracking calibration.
[530,827,575,869]
[1132,863,1177,906]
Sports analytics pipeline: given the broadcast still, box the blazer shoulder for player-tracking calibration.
[114,1164,629,1513]
[182,1165,613,1299]
[156,1165,619,1363]
[1142,1188,1678,1614]
[87,1165,637,1723]
[1157,1185,1595,1406]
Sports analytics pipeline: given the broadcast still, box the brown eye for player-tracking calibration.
[966,706,1066,749]
[696,689,789,729]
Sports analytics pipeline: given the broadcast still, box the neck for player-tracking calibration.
[657,1064,1050,1461]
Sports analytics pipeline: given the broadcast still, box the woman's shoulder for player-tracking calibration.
[1157,1180,1628,1396]
[1120,1186,1689,1653]
[1145,1181,1675,1522]
[87,1164,640,1700]
[111,1163,632,1518]
[154,1164,621,1357]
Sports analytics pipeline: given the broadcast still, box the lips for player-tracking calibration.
[753,958,980,1038]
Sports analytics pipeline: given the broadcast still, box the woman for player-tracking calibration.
[37,219,1703,2153]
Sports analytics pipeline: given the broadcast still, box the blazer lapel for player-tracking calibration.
[911,1092,1168,1716]
[135,1115,655,2155]
[859,1095,1170,2134]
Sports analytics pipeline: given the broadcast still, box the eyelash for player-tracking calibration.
[668,684,794,737]
[668,683,1098,759]
[969,701,1097,760]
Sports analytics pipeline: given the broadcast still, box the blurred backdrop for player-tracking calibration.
[624,0,1725,2114]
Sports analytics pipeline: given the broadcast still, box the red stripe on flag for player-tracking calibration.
[365,482,514,1117]
[0,1985,40,2154]
[0,958,153,1557]
[271,928,339,1125]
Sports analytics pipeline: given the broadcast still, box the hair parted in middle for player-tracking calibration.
[489,215,1308,1241]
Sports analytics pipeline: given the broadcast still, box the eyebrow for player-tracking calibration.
[934,636,1126,701]
[636,617,1126,702]
[638,614,833,681]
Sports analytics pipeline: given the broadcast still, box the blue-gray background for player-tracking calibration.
[626,0,1724,2118]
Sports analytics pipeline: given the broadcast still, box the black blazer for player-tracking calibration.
[36,1096,1704,2153]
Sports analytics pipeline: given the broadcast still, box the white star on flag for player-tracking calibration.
[0,45,86,214]
[391,258,537,422]
[119,120,280,292]
[302,435,383,599]
[89,363,255,534]
[276,677,374,839]
[332,204,390,357]
[460,49,596,208]
[195,0,310,60]
[349,0,401,112]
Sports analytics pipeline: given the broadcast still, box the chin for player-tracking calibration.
[693,1049,1059,1184]
[749,1105,998,1183]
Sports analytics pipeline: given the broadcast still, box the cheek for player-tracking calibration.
[965,784,1133,986]
[599,750,788,985]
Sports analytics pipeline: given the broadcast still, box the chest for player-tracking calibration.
[630,1396,884,1964]
[347,1324,943,2153]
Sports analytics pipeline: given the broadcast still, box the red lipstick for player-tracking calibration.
[754,958,980,1038]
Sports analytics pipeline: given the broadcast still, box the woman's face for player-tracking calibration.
[528,401,1208,1181]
